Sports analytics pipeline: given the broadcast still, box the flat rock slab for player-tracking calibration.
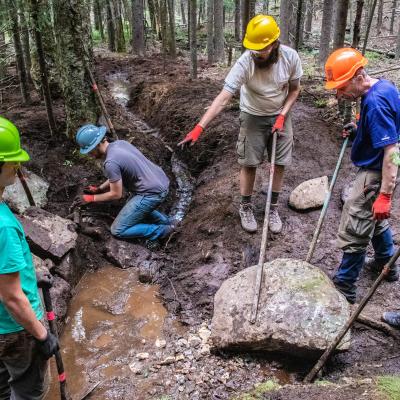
[18,207,78,261]
[289,176,329,211]
[211,258,351,358]
[105,237,151,269]
[4,170,49,214]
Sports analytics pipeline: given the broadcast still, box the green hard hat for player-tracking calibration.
[0,116,30,162]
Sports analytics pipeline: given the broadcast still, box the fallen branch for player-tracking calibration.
[356,314,400,340]
[370,65,400,75]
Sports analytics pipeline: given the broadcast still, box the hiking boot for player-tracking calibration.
[269,207,282,234]
[239,203,257,233]
[332,277,356,304]
[365,257,399,282]
[382,311,400,328]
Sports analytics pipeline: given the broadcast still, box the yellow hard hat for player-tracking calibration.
[243,15,280,51]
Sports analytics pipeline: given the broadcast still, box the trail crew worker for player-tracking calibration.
[0,117,59,399]
[325,48,400,304]
[75,125,173,249]
[179,15,303,234]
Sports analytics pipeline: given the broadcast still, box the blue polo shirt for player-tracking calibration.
[351,79,400,171]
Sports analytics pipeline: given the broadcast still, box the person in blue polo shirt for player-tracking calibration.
[324,48,400,304]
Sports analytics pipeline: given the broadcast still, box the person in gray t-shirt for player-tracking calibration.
[74,124,173,249]
[179,15,302,236]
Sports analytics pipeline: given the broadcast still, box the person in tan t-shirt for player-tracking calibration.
[179,15,302,234]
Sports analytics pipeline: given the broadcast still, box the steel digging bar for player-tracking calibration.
[303,246,400,383]
[249,132,277,324]
[305,137,349,263]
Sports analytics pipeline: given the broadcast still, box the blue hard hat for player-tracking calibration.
[75,124,107,154]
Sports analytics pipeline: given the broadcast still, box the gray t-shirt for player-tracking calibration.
[224,45,303,116]
[104,140,169,195]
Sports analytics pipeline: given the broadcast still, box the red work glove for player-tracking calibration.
[372,192,392,220]
[178,124,204,147]
[72,194,95,208]
[83,185,102,194]
[272,114,285,133]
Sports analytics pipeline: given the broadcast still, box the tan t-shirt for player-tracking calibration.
[224,44,303,116]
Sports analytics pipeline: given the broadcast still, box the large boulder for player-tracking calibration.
[18,207,78,261]
[3,170,49,214]
[211,258,351,358]
[289,176,329,211]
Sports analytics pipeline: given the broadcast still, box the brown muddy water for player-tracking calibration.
[45,265,184,400]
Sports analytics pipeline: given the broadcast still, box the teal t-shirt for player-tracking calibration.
[0,202,43,334]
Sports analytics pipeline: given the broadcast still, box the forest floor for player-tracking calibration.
[2,46,400,399]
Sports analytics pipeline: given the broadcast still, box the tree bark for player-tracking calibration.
[249,0,255,18]
[263,0,270,13]
[396,14,400,59]
[167,0,177,57]
[7,0,30,103]
[376,0,383,35]
[190,0,197,78]
[352,0,364,48]
[53,0,97,137]
[132,0,145,55]
[332,0,349,50]
[95,0,105,40]
[148,0,158,34]
[106,0,116,51]
[362,0,378,54]
[214,0,224,62]
[318,0,334,66]
[207,0,214,63]
[18,0,32,85]
[279,0,292,45]
[30,0,57,135]
[114,0,126,52]
[390,0,397,34]
[180,0,187,25]
[295,0,304,50]
[305,0,313,38]
[242,0,250,38]
[234,0,241,40]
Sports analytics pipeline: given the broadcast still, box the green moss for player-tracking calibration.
[293,275,325,293]
[314,99,328,108]
[315,380,334,386]
[376,376,400,400]
[364,51,383,61]
[232,380,280,399]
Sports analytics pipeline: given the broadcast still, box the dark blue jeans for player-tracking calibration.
[111,190,170,241]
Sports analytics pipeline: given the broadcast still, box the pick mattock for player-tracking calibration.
[305,137,349,263]
[249,132,277,324]
[303,246,400,383]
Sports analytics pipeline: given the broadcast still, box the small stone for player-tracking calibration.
[289,176,329,210]
[198,326,211,344]
[165,380,171,386]
[159,356,175,365]
[199,344,211,355]
[141,339,146,344]
[129,362,142,374]
[136,352,149,360]
[178,386,184,392]
[188,334,202,348]
[175,354,185,362]
[155,339,166,348]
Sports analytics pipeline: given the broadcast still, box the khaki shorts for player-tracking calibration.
[337,168,389,253]
[236,111,294,167]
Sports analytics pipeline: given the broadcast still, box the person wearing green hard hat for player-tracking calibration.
[0,116,59,399]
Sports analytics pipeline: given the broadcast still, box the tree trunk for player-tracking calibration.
[295,0,304,50]
[396,13,400,59]
[352,0,364,48]
[207,0,214,63]
[160,0,168,57]
[167,0,176,57]
[318,0,334,66]
[18,0,32,85]
[132,0,145,55]
[390,0,397,34]
[263,0,270,13]
[242,0,250,38]
[234,0,240,40]
[30,0,57,135]
[106,0,116,51]
[362,0,378,54]
[214,0,224,62]
[180,0,187,25]
[279,0,292,45]
[114,0,126,52]
[94,0,105,40]
[0,30,5,79]
[148,0,158,34]
[197,0,203,27]
[305,0,313,37]
[190,0,197,78]
[376,0,383,35]
[249,0,255,18]
[332,0,349,50]
[6,0,30,103]
[53,0,97,137]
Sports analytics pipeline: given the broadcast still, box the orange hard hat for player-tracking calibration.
[324,48,368,90]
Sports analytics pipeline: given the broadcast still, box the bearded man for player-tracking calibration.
[179,15,303,234]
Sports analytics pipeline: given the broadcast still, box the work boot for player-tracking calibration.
[239,203,257,233]
[332,277,357,304]
[382,311,400,328]
[364,257,399,282]
[145,239,161,251]
[269,207,282,234]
